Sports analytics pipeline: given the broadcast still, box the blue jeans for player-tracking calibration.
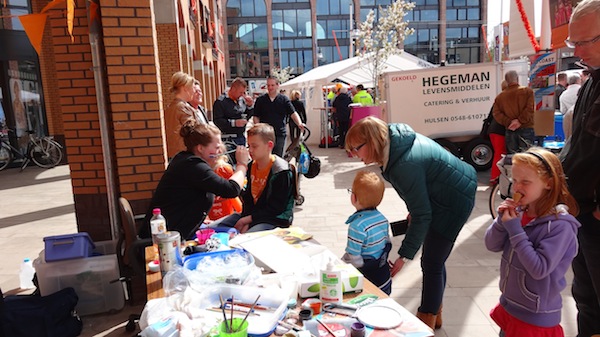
[246,223,277,232]
[419,230,455,314]
[505,128,534,154]
[208,213,277,233]
[572,212,600,337]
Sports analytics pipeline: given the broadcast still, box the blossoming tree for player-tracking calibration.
[355,0,415,102]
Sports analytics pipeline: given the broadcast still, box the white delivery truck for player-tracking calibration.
[381,60,529,171]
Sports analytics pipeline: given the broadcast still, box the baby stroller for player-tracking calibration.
[284,127,320,206]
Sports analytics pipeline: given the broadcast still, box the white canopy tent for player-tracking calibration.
[280,52,434,145]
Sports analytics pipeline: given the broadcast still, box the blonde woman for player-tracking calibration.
[289,89,307,140]
[165,71,200,158]
[345,117,477,329]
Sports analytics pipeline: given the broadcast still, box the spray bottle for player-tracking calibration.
[320,258,342,304]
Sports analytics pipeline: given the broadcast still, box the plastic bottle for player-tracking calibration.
[150,208,167,260]
[320,258,342,304]
[299,150,309,174]
[19,258,35,289]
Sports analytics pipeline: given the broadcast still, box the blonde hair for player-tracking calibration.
[247,123,275,143]
[290,90,301,101]
[214,143,231,168]
[352,170,385,208]
[345,117,389,165]
[512,147,579,217]
[170,71,194,94]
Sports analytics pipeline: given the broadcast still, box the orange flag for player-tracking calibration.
[67,0,74,42]
[19,13,48,55]
[40,0,65,13]
[89,1,99,25]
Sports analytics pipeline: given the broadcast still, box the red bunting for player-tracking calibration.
[515,0,541,53]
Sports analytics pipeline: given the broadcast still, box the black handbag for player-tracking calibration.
[480,109,493,139]
[304,153,320,179]
[302,142,320,179]
[2,287,83,337]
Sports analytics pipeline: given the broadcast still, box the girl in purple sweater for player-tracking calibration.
[485,147,580,337]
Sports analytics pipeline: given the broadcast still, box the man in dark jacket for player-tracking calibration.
[333,86,353,148]
[560,1,600,335]
[213,77,253,146]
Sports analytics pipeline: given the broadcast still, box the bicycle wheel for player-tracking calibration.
[489,183,507,219]
[0,142,13,171]
[30,138,63,168]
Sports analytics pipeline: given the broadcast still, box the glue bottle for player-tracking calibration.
[320,258,342,304]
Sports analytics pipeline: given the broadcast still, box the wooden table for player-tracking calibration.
[144,246,433,336]
[145,246,387,300]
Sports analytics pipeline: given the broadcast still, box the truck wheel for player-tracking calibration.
[434,139,460,157]
[464,138,493,171]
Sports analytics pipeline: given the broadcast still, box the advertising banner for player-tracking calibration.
[529,51,557,136]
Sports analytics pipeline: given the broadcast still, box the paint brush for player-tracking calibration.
[230,295,235,332]
[209,148,237,158]
[236,295,261,333]
[219,294,230,333]
[315,318,337,337]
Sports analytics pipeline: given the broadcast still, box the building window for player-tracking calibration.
[226,0,266,17]
[0,0,29,31]
[227,0,268,77]
[317,0,350,15]
[360,0,392,21]
[1,60,46,152]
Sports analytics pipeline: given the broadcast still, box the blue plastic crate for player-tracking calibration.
[43,232,95,262]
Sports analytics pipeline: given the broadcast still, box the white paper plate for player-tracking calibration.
[356,304,403,329]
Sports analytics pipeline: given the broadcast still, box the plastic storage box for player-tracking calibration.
[183,248,255,286]
[37,239,116,263]
[43,232,95,262]
[33,248,124,316]
[198,284,287,337]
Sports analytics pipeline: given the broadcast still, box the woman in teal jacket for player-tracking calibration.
[345,117,477,329]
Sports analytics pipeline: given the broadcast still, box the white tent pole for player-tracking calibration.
[540,0,551,50]
[349,2,354,58]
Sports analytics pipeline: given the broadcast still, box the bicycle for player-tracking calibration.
[488,142,564,219]
[0,129,63,171]
[488,154,513,219]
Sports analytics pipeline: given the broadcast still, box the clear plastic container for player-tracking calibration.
[33,253,124,315]
[183,249,254,287]
[197,284,287,337]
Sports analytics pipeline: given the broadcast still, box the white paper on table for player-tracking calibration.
[237,234,312,275]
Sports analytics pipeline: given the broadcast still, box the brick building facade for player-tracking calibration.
[30,0,227,240]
